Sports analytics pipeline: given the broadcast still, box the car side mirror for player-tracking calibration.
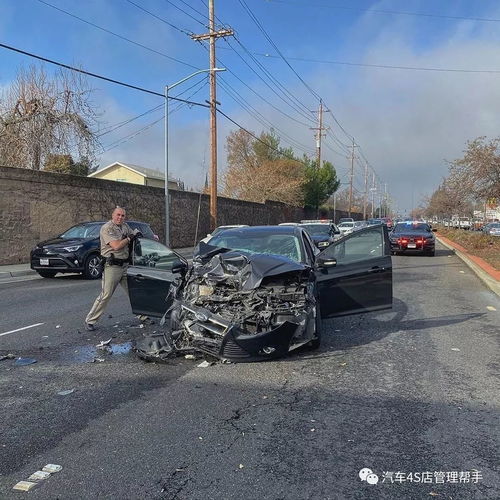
[318,257,337,268]
[172,259,188,274]
[432,228,437,232]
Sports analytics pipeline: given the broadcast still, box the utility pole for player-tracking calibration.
[348,139,356,217]
[191,0,233,229]
[310,100,328,168]
[384,183,388,217]
[371,172,376,218]
[363,162,368,220]
[310,100,329,217]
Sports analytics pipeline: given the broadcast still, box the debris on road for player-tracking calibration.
[184,354,196,360]
[14,357,37,366]
[13,481,38,491]
[55,325,61,329]
[486,306,497,311]
[57,389,75,396]
[0,353,15,361]
[92,357,105,363]
[28,471,51,481]
[197,360,213,368]
[96,339,112,348]
[42,464,62,473]
[239,464,244,469]
[451,348,461,352]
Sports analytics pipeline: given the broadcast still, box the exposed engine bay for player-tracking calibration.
[134,246,318,362]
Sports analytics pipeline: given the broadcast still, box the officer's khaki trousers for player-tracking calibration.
[85,264,128,325]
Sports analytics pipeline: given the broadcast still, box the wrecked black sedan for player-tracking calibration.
[127,225,393,362]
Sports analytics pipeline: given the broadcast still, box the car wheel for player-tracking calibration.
[308,301,322,349]
[83,254,103,279]
[37,270,57,278]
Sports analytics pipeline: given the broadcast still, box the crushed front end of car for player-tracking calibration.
[134,244,317,363]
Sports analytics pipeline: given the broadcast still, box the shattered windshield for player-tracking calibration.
[208,232,303,263]
[299,224,331,236]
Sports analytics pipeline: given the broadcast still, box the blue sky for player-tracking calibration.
[2,0,500,213]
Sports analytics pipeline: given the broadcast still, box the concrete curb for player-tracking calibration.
[0,269,37,279]
[436,236,500,297]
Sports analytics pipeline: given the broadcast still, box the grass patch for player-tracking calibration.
[437,227,500,270]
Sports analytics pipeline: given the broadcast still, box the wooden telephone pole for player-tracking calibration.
[310,100,328,168]
[191,0,233,229]
[348,139,357,217]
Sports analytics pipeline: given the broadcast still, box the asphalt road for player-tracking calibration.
[0,244,499,499]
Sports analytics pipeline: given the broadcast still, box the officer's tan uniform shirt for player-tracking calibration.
[100,221,132,259]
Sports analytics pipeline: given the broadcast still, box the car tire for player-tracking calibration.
[37,270,57,278]
[83,254,103,279]
[308,301,322,349]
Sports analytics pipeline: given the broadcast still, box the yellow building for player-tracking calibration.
[88,162,183,190]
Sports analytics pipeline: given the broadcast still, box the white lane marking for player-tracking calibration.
[0,323,45,337]
[486,306,497,311]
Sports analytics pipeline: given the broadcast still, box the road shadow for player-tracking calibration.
[291,297,486,358]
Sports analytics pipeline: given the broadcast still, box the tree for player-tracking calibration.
[43,154,94,176]
[0,64,99,170]
[303,158,340,212]
[223,129,306,206]
[448,137,500,202]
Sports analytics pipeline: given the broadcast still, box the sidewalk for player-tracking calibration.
[0,246,194,281]
[436,235,500,297]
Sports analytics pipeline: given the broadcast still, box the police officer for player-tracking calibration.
[85,206,138,331]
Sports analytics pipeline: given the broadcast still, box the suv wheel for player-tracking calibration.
[37,270,57,278]
[83,254,103,279]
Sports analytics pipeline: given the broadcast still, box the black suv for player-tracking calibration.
[30,221,157,279]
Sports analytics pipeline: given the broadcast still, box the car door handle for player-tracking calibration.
[133,274,145,281]
[368,266,385,273]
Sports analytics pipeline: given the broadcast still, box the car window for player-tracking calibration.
[60,223,103,239]
[133,239,178,270]
[393,223,431,232]
[321,227,384,265]
[128,222,155,239]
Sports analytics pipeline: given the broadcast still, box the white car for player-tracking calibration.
[200,225,249,244]
[337,221,356,235]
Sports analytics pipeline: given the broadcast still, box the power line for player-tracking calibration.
[102,79,208,152]
[164,0,207,28]
[36,0,198,69]
[218,77,316,155]
[0,42,210,107]
[125,0,193,36]
[230,37,316,124]
[238,0,321,102]
[265,0,500,24]
[251,51,500,74]
[98,76,208,138]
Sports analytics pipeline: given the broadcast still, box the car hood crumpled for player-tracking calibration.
[193,242,309,290]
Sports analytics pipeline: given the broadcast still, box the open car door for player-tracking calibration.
[127,238,187,318]
[315,224,392,317]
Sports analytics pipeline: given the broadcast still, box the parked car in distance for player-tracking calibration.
[367,218,383,225]
[338,217,354,224]
[484,222,500,236]
[389,221,436,256]
[298,219,340,248]
[30,220,158,279]
[129,224,393,363]
[200,225,249,244]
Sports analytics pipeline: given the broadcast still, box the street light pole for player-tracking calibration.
[164,68,225,247]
